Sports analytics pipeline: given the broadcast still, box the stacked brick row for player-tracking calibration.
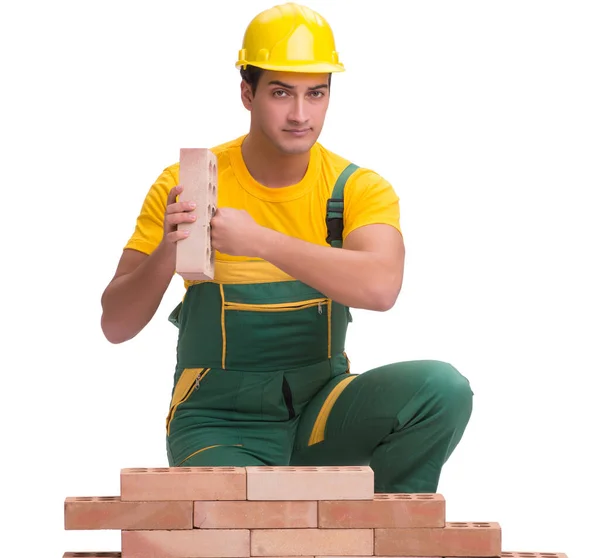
[63,465,568,558]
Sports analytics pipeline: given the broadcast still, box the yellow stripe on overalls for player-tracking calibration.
[166,367,210,435]
[308,375,357,445]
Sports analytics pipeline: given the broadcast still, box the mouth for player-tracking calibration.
[284,128,311,137]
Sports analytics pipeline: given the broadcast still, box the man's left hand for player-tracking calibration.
[210,207,268,257]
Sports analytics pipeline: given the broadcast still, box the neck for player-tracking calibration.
[241,131,311,188]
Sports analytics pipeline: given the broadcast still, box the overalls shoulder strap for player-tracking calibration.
[325,163,360,248]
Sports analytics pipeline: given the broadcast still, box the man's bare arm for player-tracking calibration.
[255,223,405,311]
[100,244,177,344]
[100,184,195,344]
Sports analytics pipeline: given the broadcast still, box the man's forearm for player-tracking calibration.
[101,242,177,343]
[256,228,400,311]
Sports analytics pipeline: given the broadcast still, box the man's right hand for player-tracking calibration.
[162,184,198,245]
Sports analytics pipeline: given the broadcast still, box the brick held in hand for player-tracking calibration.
[176,147,218,281]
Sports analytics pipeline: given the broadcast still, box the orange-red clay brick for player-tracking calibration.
[120,467,246,501]
[121,529,249,558]
[251,528,373,556]
[194,500,317,529]
[64,496,192,530]
[375,521,501,557]
[319,493,445,528]
[246,466,374,501]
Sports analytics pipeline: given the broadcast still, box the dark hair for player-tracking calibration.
[240,65,332,96]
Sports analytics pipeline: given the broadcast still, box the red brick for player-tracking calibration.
[121,529,249,558]
[375,521,501,556]
[120,467,246,501]
[194,500,317,528]
[246,466,374,501]
[176,147,218,281]
[251,529,373,556]
[319,493,445,528]
[64,496,192,530]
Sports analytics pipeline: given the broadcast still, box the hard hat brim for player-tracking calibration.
[236,61,345,73]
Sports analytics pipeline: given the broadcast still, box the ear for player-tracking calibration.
[240,80,253,111]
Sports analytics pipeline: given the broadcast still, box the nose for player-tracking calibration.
[288,96,309,125]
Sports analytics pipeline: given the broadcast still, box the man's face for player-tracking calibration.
[243,70,331,155]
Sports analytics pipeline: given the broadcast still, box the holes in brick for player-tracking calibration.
[149,467,170,473]
[179,467,193,472]
[376,495,391,500]
[540,555,560,558]
[126,468,148,473]
[75,497,93,501]
[450,522,469,527]
[210,161,217,186]
[474,522,491,527]
[416,494,435,499]
[96,496,118,501]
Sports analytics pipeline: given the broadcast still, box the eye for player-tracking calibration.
[273,89,288,97]
[308,90,325,99]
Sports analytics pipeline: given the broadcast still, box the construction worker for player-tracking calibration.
[100,2,473,493]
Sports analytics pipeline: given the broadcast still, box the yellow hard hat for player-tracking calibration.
[236,2,345,73]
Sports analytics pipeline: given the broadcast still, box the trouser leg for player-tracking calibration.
[290,360,474,493]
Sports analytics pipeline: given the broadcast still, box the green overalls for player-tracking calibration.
[165,164,474,493]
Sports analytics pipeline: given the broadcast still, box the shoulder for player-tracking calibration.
[316,143,398,202]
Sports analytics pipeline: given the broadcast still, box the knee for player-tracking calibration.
[422,360,473,416]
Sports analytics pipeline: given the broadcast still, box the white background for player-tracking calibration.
[1,1,598,557]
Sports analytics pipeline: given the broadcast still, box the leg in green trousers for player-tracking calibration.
[290,360,474,493]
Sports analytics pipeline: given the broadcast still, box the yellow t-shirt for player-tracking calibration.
[124,135,401,286]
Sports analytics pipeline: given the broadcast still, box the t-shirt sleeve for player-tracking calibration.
[123,165,179,255]
[342,169,402,240]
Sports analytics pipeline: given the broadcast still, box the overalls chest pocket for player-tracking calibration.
[221,281,332,372]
